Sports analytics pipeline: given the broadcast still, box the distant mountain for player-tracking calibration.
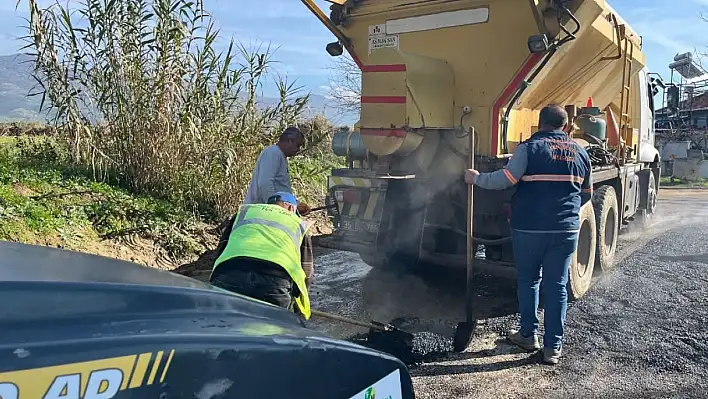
[256,91,355,126]
[301,93,357,126]
[0,53,356,126]
[0,53,43,122]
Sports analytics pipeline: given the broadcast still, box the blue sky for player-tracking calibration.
[2,0,708,99]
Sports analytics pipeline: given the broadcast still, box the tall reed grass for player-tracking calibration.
[23,0,338,219]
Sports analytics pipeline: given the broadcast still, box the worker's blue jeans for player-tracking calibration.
[512,230,579,350]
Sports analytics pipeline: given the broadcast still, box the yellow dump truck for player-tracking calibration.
[303,0,663,301]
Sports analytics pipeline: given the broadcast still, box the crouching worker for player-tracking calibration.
[209,192,314,320]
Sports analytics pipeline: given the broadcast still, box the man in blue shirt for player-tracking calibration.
[465,105,593,365]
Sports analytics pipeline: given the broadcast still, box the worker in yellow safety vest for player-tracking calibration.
[210,192,314,319]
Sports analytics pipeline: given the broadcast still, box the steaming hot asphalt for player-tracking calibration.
[307,189,708,398]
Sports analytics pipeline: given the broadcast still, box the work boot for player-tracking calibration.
[508,330,540,352]
[542,347,562,365]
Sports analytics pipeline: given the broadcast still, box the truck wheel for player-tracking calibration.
[638,171,657,228]
[592,185,619,274]
[568,203,597,301]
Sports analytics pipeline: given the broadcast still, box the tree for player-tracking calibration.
[326,54,361,116]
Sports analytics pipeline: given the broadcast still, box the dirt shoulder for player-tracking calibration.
[660,187,708,196]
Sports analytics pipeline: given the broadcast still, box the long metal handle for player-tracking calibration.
[465,128,476,323]
[311,309,383,332]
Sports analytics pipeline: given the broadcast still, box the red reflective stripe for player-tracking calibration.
[520,174,585,184]
[360,128,407,138]
[582,188,593,193]
[503,169,517,184]
[361,96,407,104]
[491,53,544,155]
[350,54,406,72]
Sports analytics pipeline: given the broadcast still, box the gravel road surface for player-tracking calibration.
[308,189,708,398]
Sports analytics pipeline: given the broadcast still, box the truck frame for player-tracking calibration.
[302,0,662,303]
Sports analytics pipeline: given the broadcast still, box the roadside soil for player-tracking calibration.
[28,209,336,278]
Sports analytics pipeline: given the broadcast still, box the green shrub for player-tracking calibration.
[0,137,207,259]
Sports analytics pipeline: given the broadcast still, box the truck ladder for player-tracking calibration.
[618,25,634,163]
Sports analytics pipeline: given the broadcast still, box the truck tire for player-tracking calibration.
[638,171,657,228]
[568,203,597,301]
[592,185,619,274]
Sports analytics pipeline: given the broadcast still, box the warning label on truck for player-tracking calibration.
[368,24,386,36]
[368,34,399,54]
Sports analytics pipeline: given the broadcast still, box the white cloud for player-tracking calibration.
[633,16,708,55]
[614,1,708,83]
[220,31,326,57]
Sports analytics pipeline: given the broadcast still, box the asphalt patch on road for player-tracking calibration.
[346,326,454,366]
[338,268,523,367]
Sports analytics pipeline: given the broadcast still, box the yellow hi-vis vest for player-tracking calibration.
[212,204,312,319]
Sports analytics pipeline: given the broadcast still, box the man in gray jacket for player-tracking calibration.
[243,127,311,216]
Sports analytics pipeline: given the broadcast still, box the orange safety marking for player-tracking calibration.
[520,174,585,184]
[503,169,518,184]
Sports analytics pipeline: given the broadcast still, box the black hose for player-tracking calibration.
[500,4,581,153]
[501,48,557,153]
[565,4,581,35]
[586,145,618,166]
[557,3,580,46]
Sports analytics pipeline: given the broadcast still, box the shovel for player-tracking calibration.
[454,127,478,352]
[311,309,415,360]
[311,310,414,344]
